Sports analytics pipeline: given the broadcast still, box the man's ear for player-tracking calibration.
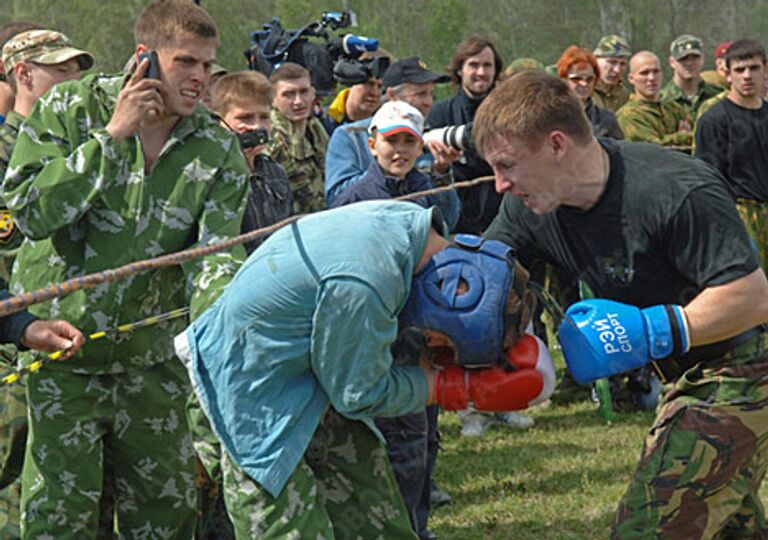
[13,62,31,87]
[367,134,377,154]
[549,130,567,158]
[385,87,395,101]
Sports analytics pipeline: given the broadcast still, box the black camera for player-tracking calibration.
[238,128,269,150]
[423,124,473,151]
[244,12,382,96]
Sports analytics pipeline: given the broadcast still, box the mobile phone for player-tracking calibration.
[138,51,160,80]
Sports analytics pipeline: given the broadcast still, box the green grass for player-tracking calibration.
[430,400,654,539]
[429,368,768,539]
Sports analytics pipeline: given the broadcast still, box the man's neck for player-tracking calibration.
[417,229,449,272]
[12,94,34,118]
[290,117,308,134]
[673,73,700,99]
[138,112,180,171]
[461,86,488,101]
[635,92,660,104]
[565,139,611,211]
[727,90,764,110]
[140,112,179,141]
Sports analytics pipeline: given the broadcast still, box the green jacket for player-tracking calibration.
[660,79,721,120]
[265,109,328,214]
[616,94,693,148]
[2,73,250,373]
[0,110,25,285]
[592,79,630,112]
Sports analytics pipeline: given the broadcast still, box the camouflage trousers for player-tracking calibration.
[220,408,417,540]
[0,347,25,540]
[186,393,234,540]
[21,360,197,540]
[613,331,768,539]
[736,199,768,272]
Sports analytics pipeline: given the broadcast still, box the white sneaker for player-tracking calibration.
[459,412,492,437]
[495,412,535,430]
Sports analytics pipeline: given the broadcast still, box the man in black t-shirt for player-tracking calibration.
[695,39,768,270]
[474,71,768,539]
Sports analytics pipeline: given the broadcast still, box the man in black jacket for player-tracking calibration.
[427,36,502,236]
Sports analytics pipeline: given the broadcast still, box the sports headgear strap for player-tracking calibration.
[399,234,516,367]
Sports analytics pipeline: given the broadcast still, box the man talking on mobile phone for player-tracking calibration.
[1,1,249,537]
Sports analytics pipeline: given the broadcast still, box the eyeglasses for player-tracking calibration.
[567,74,595,84]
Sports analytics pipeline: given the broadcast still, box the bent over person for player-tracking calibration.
[175,201,554,539]
[474,71,768,539]
[1,1,249,537]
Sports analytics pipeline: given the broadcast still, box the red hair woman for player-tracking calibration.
[557,45,624,139]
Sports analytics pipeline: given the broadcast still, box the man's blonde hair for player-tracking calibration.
[473,70,593,155]
[211,71,273,116]
[134,0,217,49]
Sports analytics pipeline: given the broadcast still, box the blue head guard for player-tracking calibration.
[399,234,516,367]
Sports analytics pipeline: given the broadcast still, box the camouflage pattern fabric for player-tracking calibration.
[0,113,24,540]
[593,79,630,112]
[660,79,723,122]
[265,109,328,214]
[700,70,728,91]
[3,72,249,373]
[696,90,728,123]
[1,30,93,76]
[0,348,23,540]
[0,110,24,284]
[21,360,197,540]
[616,94,693,148]
[186,392,234,540]
[2,72,248,537]
[613,331,768,539]
[593,35,632,59]
[221,408,417,540]
[736,199,768,272]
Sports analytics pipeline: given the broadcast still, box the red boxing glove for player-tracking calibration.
[435,334,555,411]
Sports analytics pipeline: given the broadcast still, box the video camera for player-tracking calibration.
[245,12,389,96]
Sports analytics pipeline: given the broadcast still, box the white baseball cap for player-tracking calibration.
[369,100,424,140]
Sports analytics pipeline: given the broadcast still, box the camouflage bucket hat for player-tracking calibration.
[593,35,632,58]
[670,34,703,60]
[2,29,94,76]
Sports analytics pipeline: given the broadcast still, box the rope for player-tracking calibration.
[0,176,495,318]
[0,307,190,386]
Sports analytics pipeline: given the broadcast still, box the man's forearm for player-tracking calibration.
[684,269,768,346]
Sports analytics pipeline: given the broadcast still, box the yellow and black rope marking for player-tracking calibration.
[0,307,190,386]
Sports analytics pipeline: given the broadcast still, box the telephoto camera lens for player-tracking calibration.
[422,124,472,151]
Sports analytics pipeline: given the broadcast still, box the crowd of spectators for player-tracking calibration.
[0,3,766,538]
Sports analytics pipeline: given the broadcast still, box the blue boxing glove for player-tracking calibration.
[558,299,690,384]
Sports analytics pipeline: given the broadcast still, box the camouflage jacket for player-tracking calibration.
[2,73,250,373]
[696,90,729,122]
[660,79,722,120]
[616,94,693,148]
[0,110,24,285]
[593,79,630,112]
[265,109,328,214]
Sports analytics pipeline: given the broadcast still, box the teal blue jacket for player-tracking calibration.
[181,201,434,497]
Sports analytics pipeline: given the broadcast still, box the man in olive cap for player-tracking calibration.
[592,34,632,111]
[660,34,721,119]
[0,28,92,540]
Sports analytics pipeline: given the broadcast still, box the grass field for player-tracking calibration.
[429,367,768,539]
[430,398,653,539]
